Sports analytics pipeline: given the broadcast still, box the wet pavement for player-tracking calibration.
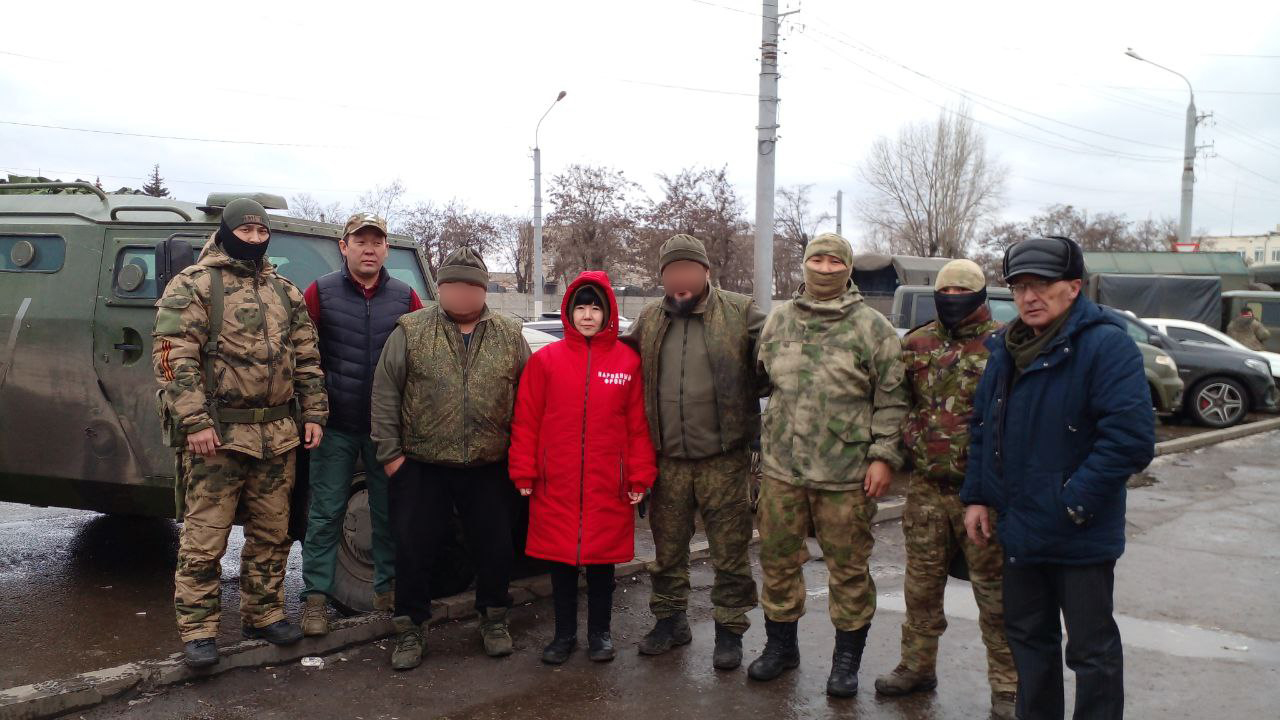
[0,505,308,689]
[61,430,1280,719]
[1153,412,1269,442]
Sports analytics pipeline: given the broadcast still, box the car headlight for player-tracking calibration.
[1244,358,1269,375]
[1154,354,1177,372]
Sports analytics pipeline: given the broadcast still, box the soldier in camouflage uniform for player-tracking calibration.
[370,247,531,670]
[626,234,766,671]
[874,259,1017,720]
[1226,307,1270,351]
[747,232,908,698]
[153,198,327,668]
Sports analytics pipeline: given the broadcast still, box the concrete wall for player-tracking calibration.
[487,292,663,321]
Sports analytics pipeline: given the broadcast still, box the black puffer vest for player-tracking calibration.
[316,266,413,434]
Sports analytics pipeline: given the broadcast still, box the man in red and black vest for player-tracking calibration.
[299,212,423,634]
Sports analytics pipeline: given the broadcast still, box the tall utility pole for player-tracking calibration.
[533,90,567,319]
[835,190,843,235]
[1125,49,1209,247]
[753,1,797,311]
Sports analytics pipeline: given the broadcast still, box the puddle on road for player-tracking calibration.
[861,585,1280,664]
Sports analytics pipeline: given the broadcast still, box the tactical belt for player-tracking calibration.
[217,404,292,424]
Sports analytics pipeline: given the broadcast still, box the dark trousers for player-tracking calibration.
[1003,560,1123,720]
[389,459,513,625]
[549,562,615,638]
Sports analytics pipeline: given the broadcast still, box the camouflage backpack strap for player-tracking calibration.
[203,268,224,400]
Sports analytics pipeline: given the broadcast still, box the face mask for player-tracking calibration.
[803,266,851,301]
[935,288,987,332]
[217,224,269,264]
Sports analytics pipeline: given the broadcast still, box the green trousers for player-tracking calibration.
[302,428,395,598]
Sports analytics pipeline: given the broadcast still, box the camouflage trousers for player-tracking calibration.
[901,475,1017,693]
[175,449,295,642]
[758,475,876,632]
[647,447,758,634]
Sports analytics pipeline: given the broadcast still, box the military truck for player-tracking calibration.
[0,182,526,612]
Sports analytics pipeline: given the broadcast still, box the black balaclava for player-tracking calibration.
[216,198,271,264]
[935,287,988,333]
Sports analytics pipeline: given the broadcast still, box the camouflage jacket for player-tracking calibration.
[901,308,1000,484]
[152,237,327,460]
[757,285,908,490]
[629,287,767,455]
[1227,315,1270,351]
[371,304,530,467]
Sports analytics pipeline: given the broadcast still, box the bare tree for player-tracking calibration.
[497,219,535,293]
[545,164,640,283]
[859,104,1006,258]
[773,185,832,295]
[644,166,753,292]
[400,199,505,277]
[290,193,348,225]
[356,180,408,229]
[977,205,1182,281]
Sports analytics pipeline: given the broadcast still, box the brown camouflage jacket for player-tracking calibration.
[901,307,1000,483]
[152,237,327,459]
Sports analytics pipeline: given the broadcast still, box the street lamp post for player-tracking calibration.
[1125,48,1198,247]
[533,90,567,319]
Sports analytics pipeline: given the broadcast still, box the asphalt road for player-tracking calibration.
[58,430,1280,719]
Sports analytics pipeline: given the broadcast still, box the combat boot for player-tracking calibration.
[712,623,744,670]
[826,626,869,698]
[390,615,425,671]
[638,612,693,655]
[301,594,329,637]
[874,663,939,696]
[243,619,303,645]
[747,619,800,681]
[479,606,514,657]
[183,638,219,668]
[373,585,395,612]
[991,690,1017,720]
[542,634,576,665]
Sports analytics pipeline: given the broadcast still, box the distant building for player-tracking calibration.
[1198,225,1280,265]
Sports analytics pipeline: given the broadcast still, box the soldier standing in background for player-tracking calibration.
[874,259,1017,719]
[153,198,327,668]
[1226,306,1270,351]
[748,232,907,697]
[627,234,766,671]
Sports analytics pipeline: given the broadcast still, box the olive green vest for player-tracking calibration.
[399,306,525,467]
[634,287,760,455]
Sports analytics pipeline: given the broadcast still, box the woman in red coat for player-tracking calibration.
[509,271,657,665]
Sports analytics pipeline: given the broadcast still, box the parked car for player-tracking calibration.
[1112,312,1277,428]
[522,326,559,353]
[889,286,1183,416]
[524,312,631,340]
[1143,318,1280,382]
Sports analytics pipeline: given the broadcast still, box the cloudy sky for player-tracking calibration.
[4,0,1278,247]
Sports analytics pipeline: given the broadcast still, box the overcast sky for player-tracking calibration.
[4,0,1278,249]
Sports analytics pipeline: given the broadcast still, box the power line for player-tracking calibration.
[0,119,340,148]
[1215,155,1280,187]
[0,165,361,194]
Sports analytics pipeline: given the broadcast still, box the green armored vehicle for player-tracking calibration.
[0,181,520,612]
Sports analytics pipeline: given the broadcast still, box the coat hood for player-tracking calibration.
[561,270,620,348]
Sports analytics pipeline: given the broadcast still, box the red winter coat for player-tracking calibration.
[509,271,657,566]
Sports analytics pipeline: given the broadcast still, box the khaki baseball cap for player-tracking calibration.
[343,212,388,238]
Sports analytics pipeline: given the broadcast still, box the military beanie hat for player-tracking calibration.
[659,233,711,271]
[221,198,271,233]
[437,247,489,287]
